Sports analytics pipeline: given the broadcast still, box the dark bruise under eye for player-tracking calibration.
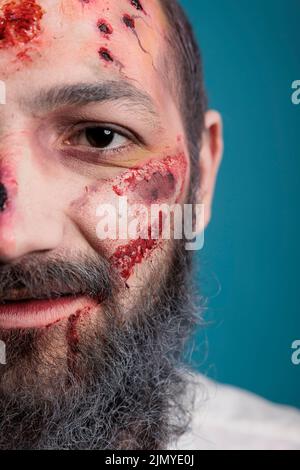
[85,127,115,148]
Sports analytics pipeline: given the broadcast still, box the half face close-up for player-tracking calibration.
[0,0,224,450]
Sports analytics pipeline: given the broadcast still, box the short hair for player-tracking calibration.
[159,0,207,193]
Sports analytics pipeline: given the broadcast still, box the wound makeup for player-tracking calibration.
[109,153,188,281]
[112,153,187,203]
[0,0,44,49]
[98,46,114,63]
[111,235,158,281]
[129,0,145,13]
[97,19,113,37]
[123,14,135,30]
[0,182,8,212]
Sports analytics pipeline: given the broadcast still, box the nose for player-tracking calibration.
[0,147,64,263]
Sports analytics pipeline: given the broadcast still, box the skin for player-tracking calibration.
[0,0,223,378]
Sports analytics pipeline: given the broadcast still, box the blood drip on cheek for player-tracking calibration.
[66,306,91,372]
[111,234,159,281]
[0,0,44,49]
[67,311,81,355]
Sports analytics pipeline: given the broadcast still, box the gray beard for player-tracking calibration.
[0,241,200,450]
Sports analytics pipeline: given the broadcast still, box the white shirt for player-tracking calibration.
[168,372,300,450]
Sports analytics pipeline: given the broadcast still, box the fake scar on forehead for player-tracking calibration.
[0,0,44,49]
[97,1,149,67]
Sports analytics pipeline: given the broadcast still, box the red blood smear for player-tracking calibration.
[0,0,44,49]
[67,311,81,356]
[111,234,158,281]
[66,306,92,371]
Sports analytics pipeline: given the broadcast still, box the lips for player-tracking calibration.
[0,295,98,329]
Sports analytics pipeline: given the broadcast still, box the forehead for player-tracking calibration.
[0,0,170,107]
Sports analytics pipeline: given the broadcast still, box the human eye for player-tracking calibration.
[58,122,139,165]
[65,125,130,151]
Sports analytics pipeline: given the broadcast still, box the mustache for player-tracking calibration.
[0,253,119,303]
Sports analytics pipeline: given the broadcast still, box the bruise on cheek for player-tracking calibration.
[112,153,188,203]
[131,171,176,204]
[0,0,44,49]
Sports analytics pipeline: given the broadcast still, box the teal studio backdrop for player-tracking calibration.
[180,0,300,408]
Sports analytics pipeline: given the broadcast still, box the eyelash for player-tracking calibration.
[58,122,139,164]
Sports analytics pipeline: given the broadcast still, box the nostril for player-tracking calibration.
[0,183,8,212]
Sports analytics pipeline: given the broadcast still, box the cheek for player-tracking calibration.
[112,153,188,204]
[70,152,188,281]
[109,154,188,280]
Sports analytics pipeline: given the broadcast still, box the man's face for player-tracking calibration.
[0,0,193,423]
[0,2,189,322]
[0,0,224,449]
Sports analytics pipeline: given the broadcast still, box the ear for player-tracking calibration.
[196,110,223,232]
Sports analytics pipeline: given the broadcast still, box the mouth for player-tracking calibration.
[0,295,99,329]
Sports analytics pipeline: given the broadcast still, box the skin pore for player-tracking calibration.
[0,0,222,449]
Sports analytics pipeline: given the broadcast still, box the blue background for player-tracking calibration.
[180,0,300,408]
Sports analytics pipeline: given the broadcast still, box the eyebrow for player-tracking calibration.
[24,81,159,121]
